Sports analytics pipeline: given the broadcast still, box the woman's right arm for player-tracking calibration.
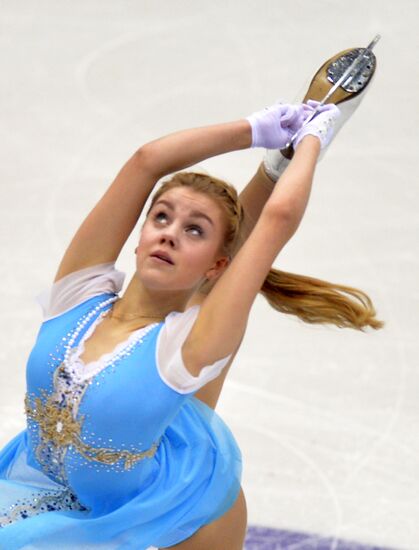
[53,120,252,283]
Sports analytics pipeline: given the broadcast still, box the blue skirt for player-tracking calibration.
[0,396,242,550]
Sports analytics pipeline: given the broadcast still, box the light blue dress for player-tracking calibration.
[0,291,242,549]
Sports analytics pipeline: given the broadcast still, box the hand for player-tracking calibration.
[293,101,341,150]
[246,102,313,149]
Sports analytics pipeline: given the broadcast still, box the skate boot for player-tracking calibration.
[263,35,380,182]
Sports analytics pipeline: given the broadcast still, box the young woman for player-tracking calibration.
[0,93,383,549]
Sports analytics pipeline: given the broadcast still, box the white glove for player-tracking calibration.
[246,102,313,149]
[293,100,341,150]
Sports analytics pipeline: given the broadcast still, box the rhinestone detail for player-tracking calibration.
[25,296,162,485]
[0,488,87,528]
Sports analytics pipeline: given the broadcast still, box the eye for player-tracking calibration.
[153,211,168,223]
[187,225,204,237]
[152,210,204,237]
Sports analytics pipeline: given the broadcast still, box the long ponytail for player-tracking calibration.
[148,171,384,331]
[261,268,384,331]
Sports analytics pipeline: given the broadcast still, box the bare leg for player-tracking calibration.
[159,487,247,550]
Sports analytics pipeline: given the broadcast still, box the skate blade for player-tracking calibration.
[303,47,377,104]
[281,43,378,159]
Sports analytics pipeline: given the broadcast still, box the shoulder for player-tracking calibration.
[163,304,201,329]
[155,304,232,395]
[35,262,126,321]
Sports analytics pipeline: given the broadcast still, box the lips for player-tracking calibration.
[150,250,174,265]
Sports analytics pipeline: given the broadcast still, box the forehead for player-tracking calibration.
[156,187,222,216]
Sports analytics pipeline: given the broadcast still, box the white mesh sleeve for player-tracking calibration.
[35,262,126,321]
[156,305,233,394]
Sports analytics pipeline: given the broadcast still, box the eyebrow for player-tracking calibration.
[153,199,215,227]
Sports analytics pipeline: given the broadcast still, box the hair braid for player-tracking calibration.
[145,171,384,331]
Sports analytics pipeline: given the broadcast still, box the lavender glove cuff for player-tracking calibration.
[246,103,310,149]
[294,102,341,150]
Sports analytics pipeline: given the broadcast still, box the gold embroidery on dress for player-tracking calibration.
[25,388,159,472]
[25,305,162,483]
[25,391,83,447]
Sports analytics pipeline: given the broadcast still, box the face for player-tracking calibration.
[136,187,230,292]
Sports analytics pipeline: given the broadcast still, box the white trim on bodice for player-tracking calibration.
[65,310,160,383]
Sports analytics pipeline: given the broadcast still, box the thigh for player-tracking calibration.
[160,486,247,550]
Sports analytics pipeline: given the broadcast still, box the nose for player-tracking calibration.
[160,235,175,247]
[159,226,178,248]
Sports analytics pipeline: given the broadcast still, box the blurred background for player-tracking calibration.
[0,1,418,548]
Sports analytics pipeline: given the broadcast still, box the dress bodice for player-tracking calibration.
[25,293,191,512]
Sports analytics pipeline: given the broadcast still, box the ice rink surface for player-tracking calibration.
[0,1,418,548]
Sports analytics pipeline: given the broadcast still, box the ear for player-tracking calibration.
[205,255,231,282]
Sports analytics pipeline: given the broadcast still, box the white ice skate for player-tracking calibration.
[263,35,380,181]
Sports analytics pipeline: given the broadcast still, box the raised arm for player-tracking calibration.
[182,135,323,372]
[53,120,252,283]
[188,162,278,300]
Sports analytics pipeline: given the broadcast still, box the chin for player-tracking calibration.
[136,270,198,293]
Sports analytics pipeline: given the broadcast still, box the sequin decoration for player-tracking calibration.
[25,297,161,485]
[0,488,88,528]
[25,368,160,478]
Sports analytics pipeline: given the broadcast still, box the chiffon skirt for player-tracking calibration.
[0,397,242,550]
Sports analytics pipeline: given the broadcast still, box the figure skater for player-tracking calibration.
[0,45,382,549]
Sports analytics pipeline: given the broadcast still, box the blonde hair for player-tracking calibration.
[146,171,384,332]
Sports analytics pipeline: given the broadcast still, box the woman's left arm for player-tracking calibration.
[182,136,321,374]
[189,162,277,299]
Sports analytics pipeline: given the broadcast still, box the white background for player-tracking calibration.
[0,1,418,549]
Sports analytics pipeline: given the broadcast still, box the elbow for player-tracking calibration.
[134,143,162,179]
[263,202,300,242]
[263,200,297,227]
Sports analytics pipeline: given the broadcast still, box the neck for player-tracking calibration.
[110,273,196,330]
